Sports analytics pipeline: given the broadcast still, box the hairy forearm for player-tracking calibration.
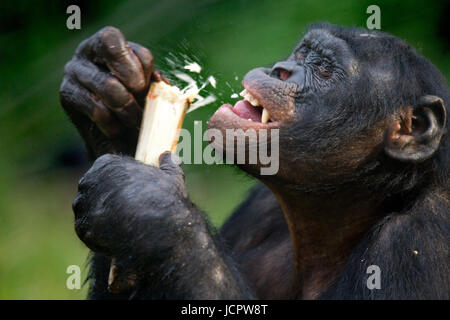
[114,204,253,299]
[85,202,253,299]
[141,229,254,299]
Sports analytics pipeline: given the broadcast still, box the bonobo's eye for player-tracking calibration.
[296,46,308,61]
[310,57,333,79]
[310,57,322,66]
[318,67,332,78]
[318,61,333,78]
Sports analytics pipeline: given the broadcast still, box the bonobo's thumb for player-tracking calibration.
[159,151,184,178]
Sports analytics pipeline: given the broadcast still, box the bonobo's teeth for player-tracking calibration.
[240,89,260,107]
[240,89,272,123]
[261,108,270,124]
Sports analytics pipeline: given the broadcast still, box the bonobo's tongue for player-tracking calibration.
[232,100,262,122]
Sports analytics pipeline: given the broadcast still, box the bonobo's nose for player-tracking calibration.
[271,61,294,80]
[270,61,305,91]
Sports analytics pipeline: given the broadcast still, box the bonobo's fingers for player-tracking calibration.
[64,59,142,128]
[61,26,162,156]
[76,26,147,93]
[60,76,123,138]
[72,153,192,257]
[159,152,185,181]
[152,70,171,85]
[128,41,154,105]
[129,42,154,87]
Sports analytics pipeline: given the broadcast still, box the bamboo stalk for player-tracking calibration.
[108,80,194,293]
[135,81,190,166]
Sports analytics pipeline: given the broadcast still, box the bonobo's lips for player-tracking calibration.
[208,67,297,132]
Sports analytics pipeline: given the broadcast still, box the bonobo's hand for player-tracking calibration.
[72,152,195,258]
[60,26,167,158]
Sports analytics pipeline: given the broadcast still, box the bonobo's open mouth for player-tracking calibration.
[234,90,272,124]
[208,68,298,132]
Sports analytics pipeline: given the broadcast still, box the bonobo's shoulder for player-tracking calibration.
[219,183,287,250]
[415,187,449,221]
[376,187,449,241]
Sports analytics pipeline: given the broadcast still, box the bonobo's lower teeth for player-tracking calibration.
[261,108,270,124]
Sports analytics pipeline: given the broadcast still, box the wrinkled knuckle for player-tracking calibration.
[59,78,70,100]
[82,231,95,246]
[63,60,75,75]
[141,46,153,58]
[99,27,126,56]
[74,220,84,238]
[102,76,122,92]
[75,38,90,56]
[94,154,119,170]
[97,153,117,163]
[99,26,121,41]
[75,219,92,244]
[59,75,68,90]
[102,26,121,35]
[77,174,88,190]
[139,47,154,66]
[72,193,85,216]
[134,79,146,92]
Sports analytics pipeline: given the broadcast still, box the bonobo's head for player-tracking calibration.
[209,23,448,196]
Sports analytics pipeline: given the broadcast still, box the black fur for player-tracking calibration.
[64,23,449,299]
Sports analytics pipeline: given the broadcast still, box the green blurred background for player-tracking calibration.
[0,0,448,299]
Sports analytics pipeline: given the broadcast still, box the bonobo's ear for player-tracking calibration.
[385,95,446,162]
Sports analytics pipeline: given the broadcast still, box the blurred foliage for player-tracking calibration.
[0,0,448,299]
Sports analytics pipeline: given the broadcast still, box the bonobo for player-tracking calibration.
[59,23,449,299]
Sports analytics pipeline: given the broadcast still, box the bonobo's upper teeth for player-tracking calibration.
[261,108,270,124]
[240,89,260,107]
[239,89,271,123]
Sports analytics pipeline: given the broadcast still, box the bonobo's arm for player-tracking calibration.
[58,26,179,299]
[73,153,253,299]
[60,26,252,299]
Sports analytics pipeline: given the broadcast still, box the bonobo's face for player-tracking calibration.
[209,25,447,190]
[208,27,381,186]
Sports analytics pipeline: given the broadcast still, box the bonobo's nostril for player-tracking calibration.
[270,61,305,91]
[271,67,292,81]
[270,61,296,81]
[279,70,291,81]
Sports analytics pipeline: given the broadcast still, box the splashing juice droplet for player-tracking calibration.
[207,76,217,88]
[184,62,202,73]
